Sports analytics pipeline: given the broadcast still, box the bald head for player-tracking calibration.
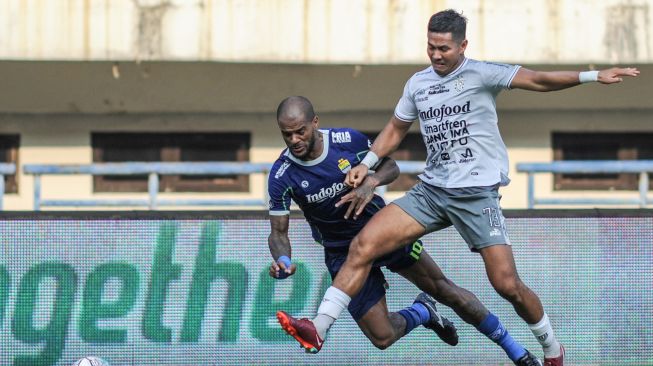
[276,96,316,123]
[275,96,322,160]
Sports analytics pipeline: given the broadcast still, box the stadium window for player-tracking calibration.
[364,132,427,192]
[552,132,653,190]
[92,133,250,193]
[0,134,19,194]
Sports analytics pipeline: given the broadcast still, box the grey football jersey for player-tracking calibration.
[395,58,520,188]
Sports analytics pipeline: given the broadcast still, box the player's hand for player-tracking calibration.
[344,165,369,188]
[269,260,296,279]
[598,67,640,84]
[335,177,378,220]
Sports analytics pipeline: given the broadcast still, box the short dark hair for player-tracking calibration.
[427,9,467,42]
[276,96,316,122]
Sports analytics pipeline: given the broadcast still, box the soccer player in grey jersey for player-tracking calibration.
[304,9,640,366]
[273,96,546,366]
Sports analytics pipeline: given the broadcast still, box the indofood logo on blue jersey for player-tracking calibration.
[305,182,349,203]
[419,100,471,122]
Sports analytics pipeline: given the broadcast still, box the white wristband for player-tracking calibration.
[360,151,379,169]
[579,70,599,83]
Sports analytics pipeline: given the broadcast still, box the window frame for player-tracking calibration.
[363,131,426,192]
[552,132,653,191]
[0,134,19,194]
[92,132,251,193]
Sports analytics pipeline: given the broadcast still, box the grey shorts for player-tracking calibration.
[392,181,511,252]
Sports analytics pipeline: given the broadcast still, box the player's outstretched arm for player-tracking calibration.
[345,116,412,188]
[336,157,399,219]
[510,66,640,92]
[268,215,297,279]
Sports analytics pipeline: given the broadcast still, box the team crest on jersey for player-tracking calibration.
[338,158,351,173]
[454,75,465,92]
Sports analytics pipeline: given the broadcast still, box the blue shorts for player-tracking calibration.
[323,240,423,321]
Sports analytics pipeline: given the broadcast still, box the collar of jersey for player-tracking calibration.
[431,57,468,80]
[284,129,329,166]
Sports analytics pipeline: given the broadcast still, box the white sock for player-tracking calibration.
[312,314,336,339]
[529,313,561,358]
[313,286,351,339]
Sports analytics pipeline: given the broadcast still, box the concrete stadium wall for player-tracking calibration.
[1,0,652,64]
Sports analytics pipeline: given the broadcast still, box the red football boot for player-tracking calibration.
[544,344,565,366]
[276,311,324,354]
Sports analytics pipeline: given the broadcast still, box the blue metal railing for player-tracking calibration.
[0,163,17,210]
[516,160,653,208]
[23,161,427,210]
[19,160,653,210]
[23,162,274,210]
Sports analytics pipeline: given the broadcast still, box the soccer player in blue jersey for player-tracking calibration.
[282,10,640,366]
[270,96,540,363]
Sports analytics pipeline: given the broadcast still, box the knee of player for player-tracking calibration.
[492,276,523,300]
[349,236,378,261]
[369,335,394,350]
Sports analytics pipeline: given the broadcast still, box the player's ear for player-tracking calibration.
[459,39,468,53]
[313,115,319,128]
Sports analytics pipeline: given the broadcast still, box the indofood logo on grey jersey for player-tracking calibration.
[306,182,348,203]
[419,101,471,122]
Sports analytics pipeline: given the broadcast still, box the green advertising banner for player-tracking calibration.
[0,214,652,365]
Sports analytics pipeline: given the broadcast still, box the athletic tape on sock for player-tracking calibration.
[317,286,351,319]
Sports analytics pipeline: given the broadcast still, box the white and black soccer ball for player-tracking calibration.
[72,356,110,366]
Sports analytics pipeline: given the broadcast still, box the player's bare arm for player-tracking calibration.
[510,66,640,92]
[345,116,412,188]
[268,215,297,278]
[336,157,399,220]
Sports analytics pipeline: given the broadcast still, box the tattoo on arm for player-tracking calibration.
[268,215,291,260]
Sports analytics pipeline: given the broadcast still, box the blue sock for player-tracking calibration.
[398,302,430,335]
[477,313,527,362]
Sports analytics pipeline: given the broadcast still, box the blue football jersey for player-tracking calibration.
[268,128,386,248]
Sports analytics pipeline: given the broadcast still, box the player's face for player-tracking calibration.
[427,32,467,76]
[278,116,320,160]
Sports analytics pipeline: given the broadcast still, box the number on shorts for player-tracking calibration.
[410,240,423,260]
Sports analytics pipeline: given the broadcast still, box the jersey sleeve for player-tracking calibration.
[267,160,293,216]
[393,78,419,122]
[346,129,373,164]
[480,61,521,91]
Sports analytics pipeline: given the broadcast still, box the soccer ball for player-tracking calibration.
[72,356,110,366]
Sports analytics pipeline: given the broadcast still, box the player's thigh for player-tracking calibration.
[354,203,426,257]
[356,296,395,341]
[396,249,448,293]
